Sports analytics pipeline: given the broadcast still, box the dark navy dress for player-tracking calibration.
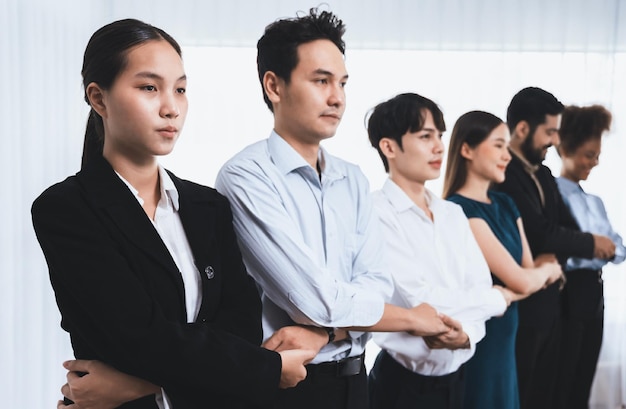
[448,191,522,409]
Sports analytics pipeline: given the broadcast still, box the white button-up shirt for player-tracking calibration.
[372,179,506,376]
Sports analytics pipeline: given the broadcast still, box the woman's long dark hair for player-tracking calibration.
[442,111,504,198]
[80,19,181,168]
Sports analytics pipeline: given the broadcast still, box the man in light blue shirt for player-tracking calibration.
[215,8,453,409]
[218,130,393,360]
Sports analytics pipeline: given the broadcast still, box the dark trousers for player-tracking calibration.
[369,350,465,409]
[274,355,368,409]
[554,271,604,409]
[516,320,561,409]
[554,313,603,409]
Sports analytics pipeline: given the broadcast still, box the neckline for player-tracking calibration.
[452,191,493,205]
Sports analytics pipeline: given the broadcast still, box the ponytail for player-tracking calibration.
[81,109,104,169]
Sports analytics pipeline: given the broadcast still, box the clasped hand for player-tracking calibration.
[57,359,158,409]
[262,325,322,389]
[422,314,470,350]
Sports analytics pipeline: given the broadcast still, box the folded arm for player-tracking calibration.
[216,164,393,329]
[32,186,281,406]
[60,360,159,409]
[468,217,563,299]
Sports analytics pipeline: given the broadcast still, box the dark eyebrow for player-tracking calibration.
[313,68,349,80]
[135,72,187,81]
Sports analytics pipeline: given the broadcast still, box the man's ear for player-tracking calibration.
[513,120,530,142]
[378,137,398,160]
[262,71,283,106]
[85,82,107,118]
[460,142,473,160]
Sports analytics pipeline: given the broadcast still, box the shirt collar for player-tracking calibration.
[268,130,344,182]
[158,165,180,211]
[382,178,441,215]
[115,165,179,211]
[556,176,583,194]
[510,148,540,174]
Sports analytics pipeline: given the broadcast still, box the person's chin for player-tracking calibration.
[426,170,441,181]
[319,126,338,140]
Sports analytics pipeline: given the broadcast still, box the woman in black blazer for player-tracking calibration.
[32,19,311,409]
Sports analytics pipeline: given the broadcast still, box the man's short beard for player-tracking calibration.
[520,131,545,165]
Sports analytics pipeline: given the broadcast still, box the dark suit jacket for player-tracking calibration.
[32,155,281,408]
[494,153,594,328]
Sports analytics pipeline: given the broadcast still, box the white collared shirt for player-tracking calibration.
[215,131,393,364]
[371,179,506,376]
[117,166,201,408]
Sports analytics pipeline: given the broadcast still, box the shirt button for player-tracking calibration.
[205,266,215,279]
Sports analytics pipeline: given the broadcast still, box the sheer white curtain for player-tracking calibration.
[2,0,624,407]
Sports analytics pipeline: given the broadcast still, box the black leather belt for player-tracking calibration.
[306,353,364,377]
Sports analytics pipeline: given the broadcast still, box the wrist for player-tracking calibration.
[302,325,334,348]
[460,334,470,349]
[323,327,336,344]
[124,379,160,401]
[406,307,421,334]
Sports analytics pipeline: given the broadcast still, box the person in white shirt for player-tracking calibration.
[366,93,514,409]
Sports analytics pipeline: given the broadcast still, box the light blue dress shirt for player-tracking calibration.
[556,177,626,271]
[215,131,392,363]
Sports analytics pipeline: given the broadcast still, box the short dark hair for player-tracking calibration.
[506,87,564,136]
[256,7,346,112]
[366,93,446,172]
[558,105,612,156]
[81,19,181,168]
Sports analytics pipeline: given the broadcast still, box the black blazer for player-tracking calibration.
[494,153,594,327]
[32,156,281,408]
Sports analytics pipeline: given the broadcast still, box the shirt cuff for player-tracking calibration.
[463,322,483,352]
[486,288,508,318]
[347,291,387,327]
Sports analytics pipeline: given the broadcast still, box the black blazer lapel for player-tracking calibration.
[76,157,186,303]
[172,180,216,272]
[508,155,544,213]
[170,172,222,320]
